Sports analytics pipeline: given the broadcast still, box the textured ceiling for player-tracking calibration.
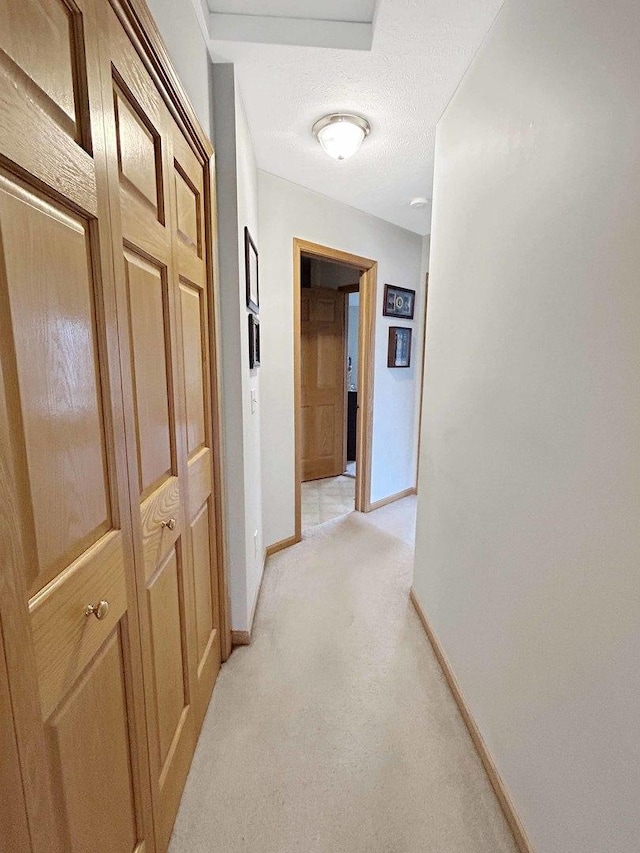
[207,0,505,235]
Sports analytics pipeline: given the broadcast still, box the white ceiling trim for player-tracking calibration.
[210,14,373,50]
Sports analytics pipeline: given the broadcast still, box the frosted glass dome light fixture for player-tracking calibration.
[312,114,370,161]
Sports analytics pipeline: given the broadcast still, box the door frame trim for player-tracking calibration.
[293,238,377,541]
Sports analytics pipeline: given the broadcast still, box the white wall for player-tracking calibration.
[212,65,263,632]
[259,172,424,547]
[145,0,211,130]
[413,1,640,851]
[143,1,264,633]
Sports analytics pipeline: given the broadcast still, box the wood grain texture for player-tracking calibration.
[115,86,162,214]
[146,547,187,769]
[98,6,225,846]
[294,239,377,532]
[367,487,416,512]
[47,631,139,853]
[204,147,232,662]
[0,176,111,597]
[0,0,78,127]
[139,474,181,581]
[0,55,97,215]
[266,534,300,556]
[0,1,155,848]
[190,502,214,667]
[179,279,206,455]
[409,589,534,853]
[301,288,346,481]
[0,623,31,853]
[186,447,212,514]
[356,264,376,513]
[0,0,229,848]
[231,630,251,647]
[125,248,173,495]
[29,531,127,720]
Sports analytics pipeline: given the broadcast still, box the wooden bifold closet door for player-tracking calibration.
[96,3,223,848]
[0,0,225,851]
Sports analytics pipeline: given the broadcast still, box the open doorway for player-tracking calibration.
[293,239,377,538]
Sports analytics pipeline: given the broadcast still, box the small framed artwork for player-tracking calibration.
[383,284,415,319]
[245,226,259,313]
[248,313,260,369]
[388,326,412,368]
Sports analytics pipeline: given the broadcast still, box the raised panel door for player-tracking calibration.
[301,287,346,480]
[170,121,222,719]
[0,2,153,850]
[97,7,221,850]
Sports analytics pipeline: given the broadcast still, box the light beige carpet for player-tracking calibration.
[170,498,517,853]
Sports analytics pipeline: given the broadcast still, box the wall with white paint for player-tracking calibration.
[259,172,424,548]
[146,5,264,633]
[145,0,211,130]
[212,65,263,632]
[413,1,640,851]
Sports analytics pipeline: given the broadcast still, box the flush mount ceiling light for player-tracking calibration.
[312,114,371,161]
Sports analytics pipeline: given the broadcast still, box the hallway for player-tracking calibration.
[170,499,516,853]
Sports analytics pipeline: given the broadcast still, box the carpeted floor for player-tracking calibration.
[169,498,517,853]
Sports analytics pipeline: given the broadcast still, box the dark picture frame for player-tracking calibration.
[248,313,260,369]
[244,226,259,313]
[387,326,412,368]
[383,283,415,319]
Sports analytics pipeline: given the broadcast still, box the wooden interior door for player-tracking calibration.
[0,621,30,853]
[0,0,153,850]
[169,117,223,728]
[97,6,222,849]
[301,287,346,480]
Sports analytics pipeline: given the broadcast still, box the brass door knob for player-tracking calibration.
[85,600,109,620]
[161,518,177,531]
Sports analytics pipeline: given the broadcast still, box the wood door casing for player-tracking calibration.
[0,0,153,850]
[301,287,346,481]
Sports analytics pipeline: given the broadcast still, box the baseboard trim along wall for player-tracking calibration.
[266,534,300,557]
[367,487,416,512]
[409,588,534,853]
[232,550,270,649]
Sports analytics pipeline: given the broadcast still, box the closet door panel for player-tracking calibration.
[180,281,207,454]
[171,126,222,700]
[0,179,110,597]
[46,630,138,853]
[124,249,172,495]
[0,623,30,853]
[98,7,200,849]
[0,0,79,130]
[147,546,188,769]
[0,1,154,850]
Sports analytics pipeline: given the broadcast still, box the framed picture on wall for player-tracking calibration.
[245,226,259,313]
[383,283,415,319]
[387,326,412,368]
[248,313,260,369]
